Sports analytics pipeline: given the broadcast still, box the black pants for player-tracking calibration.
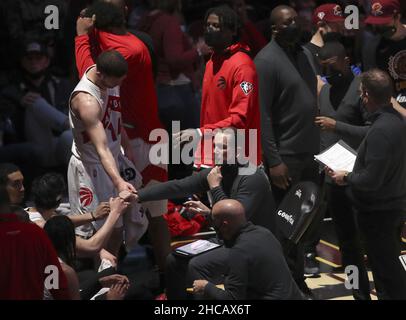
[357,209,406,300]
[270,154,320,285]
[165,247,228,300]
[327,184,370,300]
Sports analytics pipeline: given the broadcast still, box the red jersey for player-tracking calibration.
[75,30,163,142]
[197,43,262,167]
[0,214,70,300]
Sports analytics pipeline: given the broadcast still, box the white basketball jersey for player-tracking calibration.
[69,66,122,164]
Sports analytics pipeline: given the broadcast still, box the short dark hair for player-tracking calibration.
[96,50,128,78]
[319,41,347,61]
[31,173,65,210]
[0,163,20,188]
[204,5,242,40]
[44,215,76,267]
[360,69,394,106]
[88,1,126,30]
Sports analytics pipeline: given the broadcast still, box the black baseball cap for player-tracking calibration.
[21,41,48,57]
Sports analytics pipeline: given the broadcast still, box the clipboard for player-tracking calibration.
[174,239,221,257]
[314,140,357,172]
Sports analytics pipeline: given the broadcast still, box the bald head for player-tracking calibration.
[270,5,296,27]
[212,199,245,220]
[211,200,246,241]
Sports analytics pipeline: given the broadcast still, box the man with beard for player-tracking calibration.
[254,5,320,297]
[363,0,406,108]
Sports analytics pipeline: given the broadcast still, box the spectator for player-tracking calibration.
[6,0,69,74]
[363,0,406,108]
[0,163,25,206]
[27,173,110,230]
[0,40,74,170]
[26,173,130,262]
[328,69,406,300]
[0,181,71,300]
[44,215,130,300]
[305,3,346,75]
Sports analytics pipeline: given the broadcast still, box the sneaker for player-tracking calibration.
[304,252,320,277]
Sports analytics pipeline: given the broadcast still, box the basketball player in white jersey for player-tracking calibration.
[68,50,148,255]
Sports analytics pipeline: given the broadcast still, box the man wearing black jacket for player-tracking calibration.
[329,69,406,300]
[315,42,371,300]
[191,199,303,300]
[254,5,320,296]
[254,5,319,198]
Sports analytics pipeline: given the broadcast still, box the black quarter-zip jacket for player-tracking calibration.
[347,105,406,212]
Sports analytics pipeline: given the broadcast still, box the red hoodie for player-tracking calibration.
[196,43,262,168]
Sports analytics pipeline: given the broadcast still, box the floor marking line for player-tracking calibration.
[319,239,340,251]
[316,256,341,268]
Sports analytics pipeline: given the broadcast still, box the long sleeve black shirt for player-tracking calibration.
[319,76,370,151]
[254,40,319,168]
[138,166,276,233]
[204,222,303,300]
[347,105,406,212]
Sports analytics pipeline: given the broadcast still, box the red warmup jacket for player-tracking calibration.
[0,214,70,300]
[196,43,262,168]
[75,30,163,142]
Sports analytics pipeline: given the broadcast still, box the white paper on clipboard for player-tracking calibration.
[314,140,357,172]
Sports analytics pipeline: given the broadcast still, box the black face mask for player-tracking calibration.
[322,31,343,43]
[204,30,225,49]
[276,23,302,46]
[220,163,238,176]
[374,25,397,39]
[324,71,344,87]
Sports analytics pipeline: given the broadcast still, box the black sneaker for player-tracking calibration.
[304,252,320,277]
